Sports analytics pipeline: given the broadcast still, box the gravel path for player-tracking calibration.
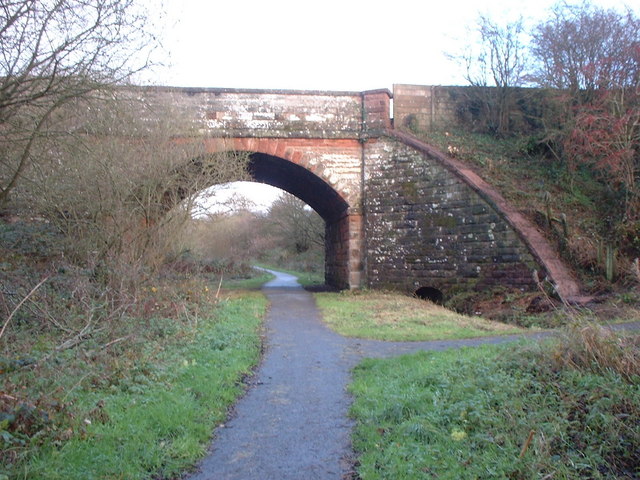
[185,270,639,480]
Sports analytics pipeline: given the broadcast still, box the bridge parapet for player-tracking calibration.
[362,89,392,135]
[139,86,391,139]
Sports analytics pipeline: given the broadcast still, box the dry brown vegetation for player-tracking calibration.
[549,321,640,383]
[0,86,257,471]
[315,290,527,341]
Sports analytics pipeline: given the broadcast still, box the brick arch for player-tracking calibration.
[247,153,349,223]
[202,137,362,219]
[200,137,364,290]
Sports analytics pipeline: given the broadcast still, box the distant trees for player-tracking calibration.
[183,190,326,275]
[0,0,156,206]
[454,2,639,136]
[529,3,639,97]
[186,209,265,267]
[267,193,324,254]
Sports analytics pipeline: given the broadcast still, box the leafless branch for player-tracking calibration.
[0,276,49,341]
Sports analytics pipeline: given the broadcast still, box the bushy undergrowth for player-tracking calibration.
[166,250,258,284]
[350,322,639,479]
[2,294,266,480]
[445,288,566,328]
[0,219,267,479]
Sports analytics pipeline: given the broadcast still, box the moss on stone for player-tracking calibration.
[419,213,457,229]
[400,181,419,203]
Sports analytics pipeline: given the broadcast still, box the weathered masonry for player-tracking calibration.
[139,85,581,301]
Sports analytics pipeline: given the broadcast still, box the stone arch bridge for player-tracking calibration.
[139,85,581,302]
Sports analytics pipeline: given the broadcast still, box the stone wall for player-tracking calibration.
[325,213,365,290]
[139,86,391,139]
[363,135,542,297]
[392,83,548,134]
[393,84,463,132]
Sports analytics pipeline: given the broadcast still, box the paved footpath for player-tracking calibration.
[185,270,639,480]
[186,270,357,479]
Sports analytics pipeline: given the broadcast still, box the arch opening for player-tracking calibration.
[187,150,358,290]
[414,286,444,305]
[246,152,354,289]
[247,152,350,223]
[192,181,282,216]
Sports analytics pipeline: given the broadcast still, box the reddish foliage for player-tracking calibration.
[564,87,640,223]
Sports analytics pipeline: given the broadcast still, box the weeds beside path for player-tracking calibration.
[4,261,638,480]
[1,293,266,480]
[350,325,640,479]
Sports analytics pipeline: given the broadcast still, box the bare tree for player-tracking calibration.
[529,1,640,251]
[267,193,324,254]
[530,2,639,100]
[0,0,156,206]
[454,15,528,135]
[26,92,250,285]
[192,187,259,218]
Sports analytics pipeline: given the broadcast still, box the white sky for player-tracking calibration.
[192,181,282,215]
[145,0,635,92]
[143,0,635,210]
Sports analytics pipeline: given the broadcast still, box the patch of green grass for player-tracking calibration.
[350,328,640,479]
[254,263,324,287]
[222,270,275,290]
[314,290,528,341]
[3,293,267,480]
[289,269,324,287]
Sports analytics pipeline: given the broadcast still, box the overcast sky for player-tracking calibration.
[144,0,636,92]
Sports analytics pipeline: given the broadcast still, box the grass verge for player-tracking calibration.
[314,290,528,341]
[221,269,274,290]
[1,293,267,480]
[253,263,324,287]
[349,322,640,479]
[287,269,324,287]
